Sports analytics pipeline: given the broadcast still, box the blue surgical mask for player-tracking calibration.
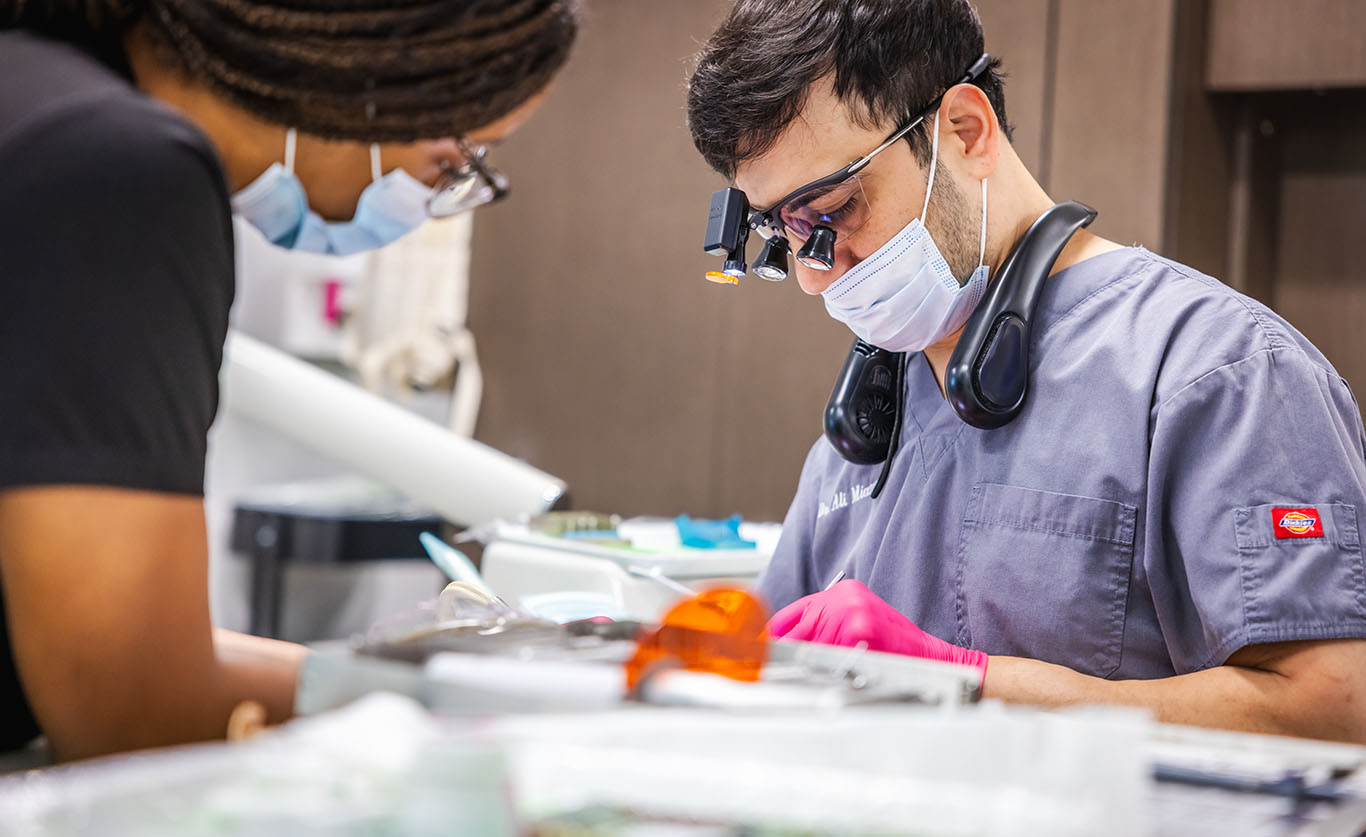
[231,128,431,256]
[820,113,990,353]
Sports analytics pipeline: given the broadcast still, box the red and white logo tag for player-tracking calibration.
[1272,507,1323,539]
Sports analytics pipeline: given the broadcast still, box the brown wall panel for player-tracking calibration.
[1163,0,1234,279]
[973,0,1053,180]
[1207,0,1366,92]
[1266,91,1366,394]
[708,273,852,520]
[1222,100,1281,303]
[469,0,736,517]
[1048,0,1177,248]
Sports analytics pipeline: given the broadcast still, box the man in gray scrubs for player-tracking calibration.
[688,0,1366,741]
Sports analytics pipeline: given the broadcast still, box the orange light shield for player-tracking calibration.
[625,587,769,693]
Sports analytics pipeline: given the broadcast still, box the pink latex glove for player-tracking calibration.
[768,580,987,682]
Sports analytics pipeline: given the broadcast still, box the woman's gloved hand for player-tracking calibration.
[767,579,987,682]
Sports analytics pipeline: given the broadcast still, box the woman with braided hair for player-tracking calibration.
[0,0,577,760]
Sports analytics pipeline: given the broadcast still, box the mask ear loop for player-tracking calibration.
[978,177,988,268]
[872,110,958,499]
[284,128,298,174]
[370,144,384,182]
[870,113,943,500]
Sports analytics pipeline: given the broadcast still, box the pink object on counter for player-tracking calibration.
[323,279,345,325]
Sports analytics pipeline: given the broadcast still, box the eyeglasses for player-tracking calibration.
[772,170,874,246]
[426,137,510,218]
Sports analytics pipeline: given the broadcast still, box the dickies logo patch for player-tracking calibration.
[1272,507,1323,539]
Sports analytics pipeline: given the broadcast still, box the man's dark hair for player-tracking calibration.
[3,0,579,142]
[687,0,1011,180]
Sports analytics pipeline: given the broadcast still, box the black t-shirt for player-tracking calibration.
[0,31,235,750]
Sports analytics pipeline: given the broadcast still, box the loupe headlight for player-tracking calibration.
[796,225,837,271]
[701,187,834,283]
[752,235,790,281]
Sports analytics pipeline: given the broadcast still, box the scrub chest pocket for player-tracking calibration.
[955,483,1137,678]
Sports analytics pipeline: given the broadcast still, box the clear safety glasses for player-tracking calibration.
[426,137,510,218]
[762,173,873,245]
[742,174,875,280]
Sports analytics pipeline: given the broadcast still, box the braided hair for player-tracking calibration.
[2,0,579,142]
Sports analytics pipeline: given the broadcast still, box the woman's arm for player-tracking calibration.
[0,485,305,761]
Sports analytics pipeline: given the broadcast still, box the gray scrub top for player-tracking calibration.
[759,247,1366,679]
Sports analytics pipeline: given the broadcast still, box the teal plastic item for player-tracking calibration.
[420,531,494,595]
[675,514,756,550]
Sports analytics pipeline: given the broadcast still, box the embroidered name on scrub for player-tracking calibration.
[818,481,878,519]
[1272,507,1324,539]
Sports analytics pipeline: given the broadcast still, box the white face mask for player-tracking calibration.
[820,113,989,353]
[231,129,431,256]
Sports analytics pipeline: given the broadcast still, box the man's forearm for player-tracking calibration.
[981,654,1366,743]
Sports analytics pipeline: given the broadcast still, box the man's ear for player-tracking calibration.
[938,83,1000,181]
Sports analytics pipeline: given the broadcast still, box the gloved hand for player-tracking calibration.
[768,579,987,682]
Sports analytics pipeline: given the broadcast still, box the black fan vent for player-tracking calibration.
[855,393,897,443]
